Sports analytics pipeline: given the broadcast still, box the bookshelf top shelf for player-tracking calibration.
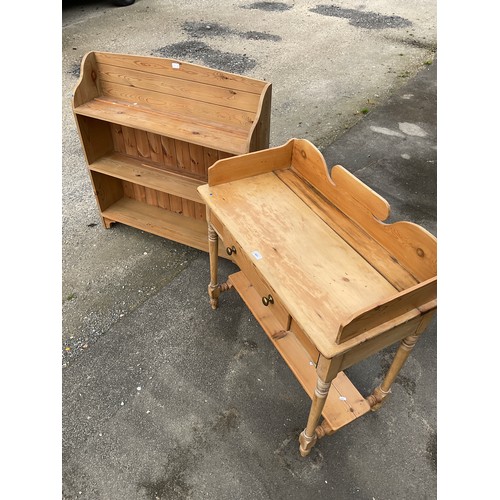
[72,51,272,155]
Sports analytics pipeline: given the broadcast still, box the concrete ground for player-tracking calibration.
[62,1,437,498]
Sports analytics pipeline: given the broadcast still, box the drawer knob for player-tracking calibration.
[226,246,237,256]
[262,295,274,306]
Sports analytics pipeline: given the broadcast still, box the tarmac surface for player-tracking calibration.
[62,1,437,499]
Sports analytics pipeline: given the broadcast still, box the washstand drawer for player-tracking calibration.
[224,236,290,331]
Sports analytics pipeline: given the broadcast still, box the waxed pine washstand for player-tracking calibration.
[198,138,437,456]
[72,51,271,254]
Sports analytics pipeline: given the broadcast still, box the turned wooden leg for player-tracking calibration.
[367,312,433,410]
[367,333,420,410]
[208,223,220,309]
[314,419,333,440]
[207,221,234,309]
[299,378,332,457]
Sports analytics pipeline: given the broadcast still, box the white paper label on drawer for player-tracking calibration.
[172,62,181,69]
[251,250,262,260]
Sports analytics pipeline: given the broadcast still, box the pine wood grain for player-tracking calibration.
[73,51,271,251]
[101,197,226,256]
[275,168,419,291]
[96,61,262,113]
[207,140,293,186]
[199,138,437,357]
[338,276,437,343]
[74,97,250,155]
[200,172,399,357]
[93,51,268,94]
[89,152,203,202]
